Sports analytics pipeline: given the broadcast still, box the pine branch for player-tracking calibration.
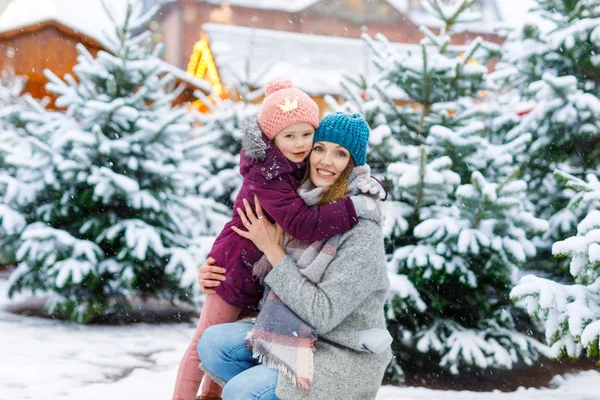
[419,45,432,134]
[497,168,520,194]
[554,169,588,190]
[372,84,422,136]
[413,147,428,222]
[115,3,134,97]
[452,37,482,92]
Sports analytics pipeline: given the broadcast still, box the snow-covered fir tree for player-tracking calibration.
[496,0,600,277]
[0,2,225,323]
[0,47,29,156]
[0,48,33,267]
[0,48,26,108]
[328,0,551,379]
[512,170,600,362]
[0,98,67,268]
[181,91,260,208]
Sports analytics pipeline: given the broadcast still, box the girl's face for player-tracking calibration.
[273,122,314,163]
[309,141,351,188]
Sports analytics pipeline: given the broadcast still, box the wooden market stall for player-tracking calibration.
[0,0,212,106]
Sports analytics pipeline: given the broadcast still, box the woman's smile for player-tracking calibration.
[316,168,335,178]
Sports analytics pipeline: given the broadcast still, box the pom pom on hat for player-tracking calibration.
[264,77,293,96]
[258,77,320,140]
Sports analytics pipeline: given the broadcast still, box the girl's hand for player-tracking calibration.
[232,196,286,266]
[198,257,226,295]
[350,165,387,200]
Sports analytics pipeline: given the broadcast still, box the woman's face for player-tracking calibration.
[309,141,351,188]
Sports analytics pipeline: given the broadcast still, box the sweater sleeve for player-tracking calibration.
[264,221,385,334]
[251,173,359,242]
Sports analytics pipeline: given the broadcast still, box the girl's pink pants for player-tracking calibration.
[172,294,242,400]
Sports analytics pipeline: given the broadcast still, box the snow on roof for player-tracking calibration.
[0,0,127,47]
[201,0,407,15]
[201,0,320,13]
[201,0,408,14]
[203,22,417,97]
[0,0,207,91]
[385,0,409,13]
[201,0,506,33]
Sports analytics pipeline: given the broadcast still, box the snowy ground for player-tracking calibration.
[2,279,600,400]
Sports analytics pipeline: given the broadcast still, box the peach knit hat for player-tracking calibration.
[257,77,320,140]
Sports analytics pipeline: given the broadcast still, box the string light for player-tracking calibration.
[458,52,479,65]
[187,32,226,111]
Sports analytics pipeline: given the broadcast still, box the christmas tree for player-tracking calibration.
[512,170,600,362]
[0,48,34,267]
[509,0,600,363]
[0,47,29,161]
[497,0,600,278]
[329,0,550,379]
[0,2,224,323]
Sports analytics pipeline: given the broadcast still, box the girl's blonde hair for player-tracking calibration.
[302,157,356,206]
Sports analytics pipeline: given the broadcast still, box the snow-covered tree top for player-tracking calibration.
[409,0,506,34]
[0,0,127,48]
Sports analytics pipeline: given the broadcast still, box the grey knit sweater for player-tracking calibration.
[264,219,392,400]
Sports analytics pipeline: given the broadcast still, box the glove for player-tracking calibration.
[351,195,383,224]
[349,165,387,200]
[357,176,387,200]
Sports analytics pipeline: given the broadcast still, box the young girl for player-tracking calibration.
[172,78,381,400]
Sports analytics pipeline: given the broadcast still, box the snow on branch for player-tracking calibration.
[421,0,481,28]
[511,275,600,359]
[417,318,551,374]
[513,170,600,361]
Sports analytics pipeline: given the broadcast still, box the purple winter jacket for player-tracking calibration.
[208,119,359,310]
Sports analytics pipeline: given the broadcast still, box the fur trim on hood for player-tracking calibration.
[241,116,268,162]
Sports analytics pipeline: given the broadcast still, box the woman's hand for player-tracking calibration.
[198,257,226,295]
[232,196,286,266]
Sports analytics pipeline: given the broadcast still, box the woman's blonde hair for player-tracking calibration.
[302,157,356,206]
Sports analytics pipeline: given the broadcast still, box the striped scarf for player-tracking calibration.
[248,166,378,393]
[248,236,340,392]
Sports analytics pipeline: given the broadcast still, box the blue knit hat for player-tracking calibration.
[314,112,370,166]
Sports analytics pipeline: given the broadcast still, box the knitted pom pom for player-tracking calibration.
[264,77,293,96]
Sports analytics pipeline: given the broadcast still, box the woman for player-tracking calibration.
[197,112,392,400]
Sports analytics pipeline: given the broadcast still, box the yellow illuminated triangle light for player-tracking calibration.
[187,32,223,98]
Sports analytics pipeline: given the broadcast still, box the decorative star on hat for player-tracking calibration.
[277,97,298,113]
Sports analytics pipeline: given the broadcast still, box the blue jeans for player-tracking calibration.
[198,322,279,400]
